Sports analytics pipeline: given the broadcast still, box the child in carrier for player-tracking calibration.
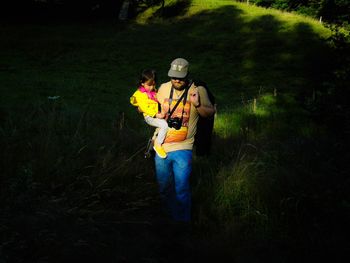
[130,69,168,158]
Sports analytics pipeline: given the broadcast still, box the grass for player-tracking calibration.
[0,1,332,111]
[1,0,349,262]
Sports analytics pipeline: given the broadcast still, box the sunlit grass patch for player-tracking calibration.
[135,0,331,39]
[214,109,242,139]
[214,94,277,140]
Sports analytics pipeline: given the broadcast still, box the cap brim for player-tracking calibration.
[168,69,188,78]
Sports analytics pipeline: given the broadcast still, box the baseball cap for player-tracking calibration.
[167,58,189,78]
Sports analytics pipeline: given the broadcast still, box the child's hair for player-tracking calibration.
[139,69,157,86]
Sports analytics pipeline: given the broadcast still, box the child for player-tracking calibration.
[130,69,168,158]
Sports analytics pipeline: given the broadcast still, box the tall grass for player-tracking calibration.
[0,98,163,261]
[191,90,349,261]
[1,0,349,261]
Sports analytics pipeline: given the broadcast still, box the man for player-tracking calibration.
[155,58,216,222]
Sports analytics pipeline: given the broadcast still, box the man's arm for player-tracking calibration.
[194,103,216,118]
[189,86,216,118]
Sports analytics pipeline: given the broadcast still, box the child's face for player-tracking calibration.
[142,80,156,91]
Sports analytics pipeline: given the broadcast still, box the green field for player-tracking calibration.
[1,0,349,262]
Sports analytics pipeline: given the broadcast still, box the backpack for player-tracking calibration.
[193,79,216,156]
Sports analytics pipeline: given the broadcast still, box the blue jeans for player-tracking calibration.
[154,150,192,222]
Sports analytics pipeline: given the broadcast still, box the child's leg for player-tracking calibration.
[144,116,168,145]
[144,116,168,158]
[154,119,168,145]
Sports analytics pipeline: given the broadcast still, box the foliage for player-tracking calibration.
[249,0,350,25]
[0,0,125,21]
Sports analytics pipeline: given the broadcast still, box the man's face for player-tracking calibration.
[171,77,187,90]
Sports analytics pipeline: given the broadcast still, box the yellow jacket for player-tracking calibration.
[130,89,159,117]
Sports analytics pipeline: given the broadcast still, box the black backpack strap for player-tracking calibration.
[168,81,192,118]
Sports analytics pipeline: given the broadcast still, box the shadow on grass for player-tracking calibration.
[153,0,192,18]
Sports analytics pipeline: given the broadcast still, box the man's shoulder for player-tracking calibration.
[193,80,215,104]
[195,85,206,91]
[157,81,172,98]
[193,83,208,97]
[158,81,172,91]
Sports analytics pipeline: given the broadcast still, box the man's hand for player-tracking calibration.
[189,87,200,107]
[190,86,216,117]
[156,112,166,119]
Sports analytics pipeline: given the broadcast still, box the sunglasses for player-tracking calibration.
[171,77,186,81]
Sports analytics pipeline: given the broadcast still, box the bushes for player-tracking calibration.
[249,0,350,25]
